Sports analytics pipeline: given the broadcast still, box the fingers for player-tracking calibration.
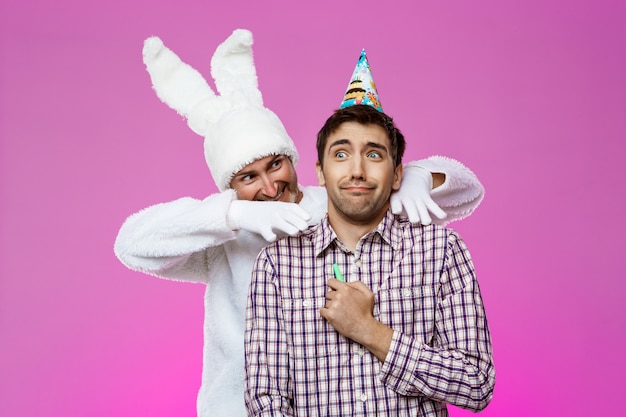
[261,230,278,242]
[272,219,300,237]
[415,201,432,226]
[326,277,347,291]
[347,280,365,289]
[426,200,448,220]
[270,204,311,237]
[327,279,370,297]
[402,200,421,224]
[388,194,433,225]
[271,216,307,237]
[391,198,449,226]
[291,205,312,222]
[281,211,310,232]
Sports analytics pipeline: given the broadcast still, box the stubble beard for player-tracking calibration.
[330,188,391,224]
[256,182,300,203]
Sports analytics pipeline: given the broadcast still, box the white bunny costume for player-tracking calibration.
[142,30,299,192]
[115,29,485,417]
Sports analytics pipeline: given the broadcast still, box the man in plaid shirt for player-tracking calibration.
[244,104,495,416]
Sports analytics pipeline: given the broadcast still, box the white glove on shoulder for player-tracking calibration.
[226,200,312,242]
[390,165,447,225]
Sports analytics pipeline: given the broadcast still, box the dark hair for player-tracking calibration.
[316,105,406,168]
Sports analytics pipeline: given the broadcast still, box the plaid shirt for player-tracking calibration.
[244,210,495,417]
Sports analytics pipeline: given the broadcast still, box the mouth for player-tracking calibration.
[268,190,284,201]
[341,183,374,194]
[256,185,298,203]
[263,185,287,202]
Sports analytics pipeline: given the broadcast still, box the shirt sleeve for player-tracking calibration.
[406,156,485,225]
[113,190,238,283]
[244,251,295,417]
[379,231,496,411]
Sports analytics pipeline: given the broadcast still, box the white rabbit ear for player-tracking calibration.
[210,29,263,106]
[143,36,221,135]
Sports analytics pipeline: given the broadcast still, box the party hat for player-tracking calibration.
[339,49,383,112]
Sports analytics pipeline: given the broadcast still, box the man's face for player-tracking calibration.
[316,121,402,225]
[230,154,301,203]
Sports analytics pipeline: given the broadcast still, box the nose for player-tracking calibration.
[350,156,365,180]
[260,174,278,198]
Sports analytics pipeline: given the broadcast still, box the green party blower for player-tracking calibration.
[332,263,345,282]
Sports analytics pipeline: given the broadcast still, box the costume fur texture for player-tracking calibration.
[143,29,298,192]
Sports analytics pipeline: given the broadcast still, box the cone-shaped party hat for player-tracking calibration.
[339,49,383,112]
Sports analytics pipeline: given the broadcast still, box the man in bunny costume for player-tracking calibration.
[114,29,485,417]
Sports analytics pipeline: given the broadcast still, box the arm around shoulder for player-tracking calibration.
[113,190,238,282]
[408,155,485,225]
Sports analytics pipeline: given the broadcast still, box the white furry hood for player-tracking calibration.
[142,29,299,191]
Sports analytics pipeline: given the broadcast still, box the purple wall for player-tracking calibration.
[1,1,625,415]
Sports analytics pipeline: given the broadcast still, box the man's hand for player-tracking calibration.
[227,200,311,242]
[321,278,393,362]
[391,165,447,225]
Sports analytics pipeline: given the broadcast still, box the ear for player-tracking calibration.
[143,36,219,136]
[392,163,403,191]
[211,29,263,106]
[316,161,325,186]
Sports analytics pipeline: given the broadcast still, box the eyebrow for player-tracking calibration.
[234,155,284,179]
[233,169,256,180]
[267,155,284,165]
[328,139,350,151]
[328,139,389,153]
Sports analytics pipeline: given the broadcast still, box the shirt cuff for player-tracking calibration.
[379,330,422,396]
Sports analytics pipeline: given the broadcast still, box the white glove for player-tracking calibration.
[390,165,447,225]
[227,200,312,242]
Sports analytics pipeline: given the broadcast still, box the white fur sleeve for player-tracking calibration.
[114,190,237,283]
[408,155,485,225]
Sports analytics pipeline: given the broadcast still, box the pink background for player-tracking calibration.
[1,1,625,416]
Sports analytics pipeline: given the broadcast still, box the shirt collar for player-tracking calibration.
[312,209,407,257]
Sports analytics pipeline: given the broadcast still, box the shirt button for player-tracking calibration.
[302,300,311,307]
[354,259,362,268]
[403,288,412,297]
[360,393,367,402]
[358,347,365,356]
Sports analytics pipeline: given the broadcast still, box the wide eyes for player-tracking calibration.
[333,150,382,160]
